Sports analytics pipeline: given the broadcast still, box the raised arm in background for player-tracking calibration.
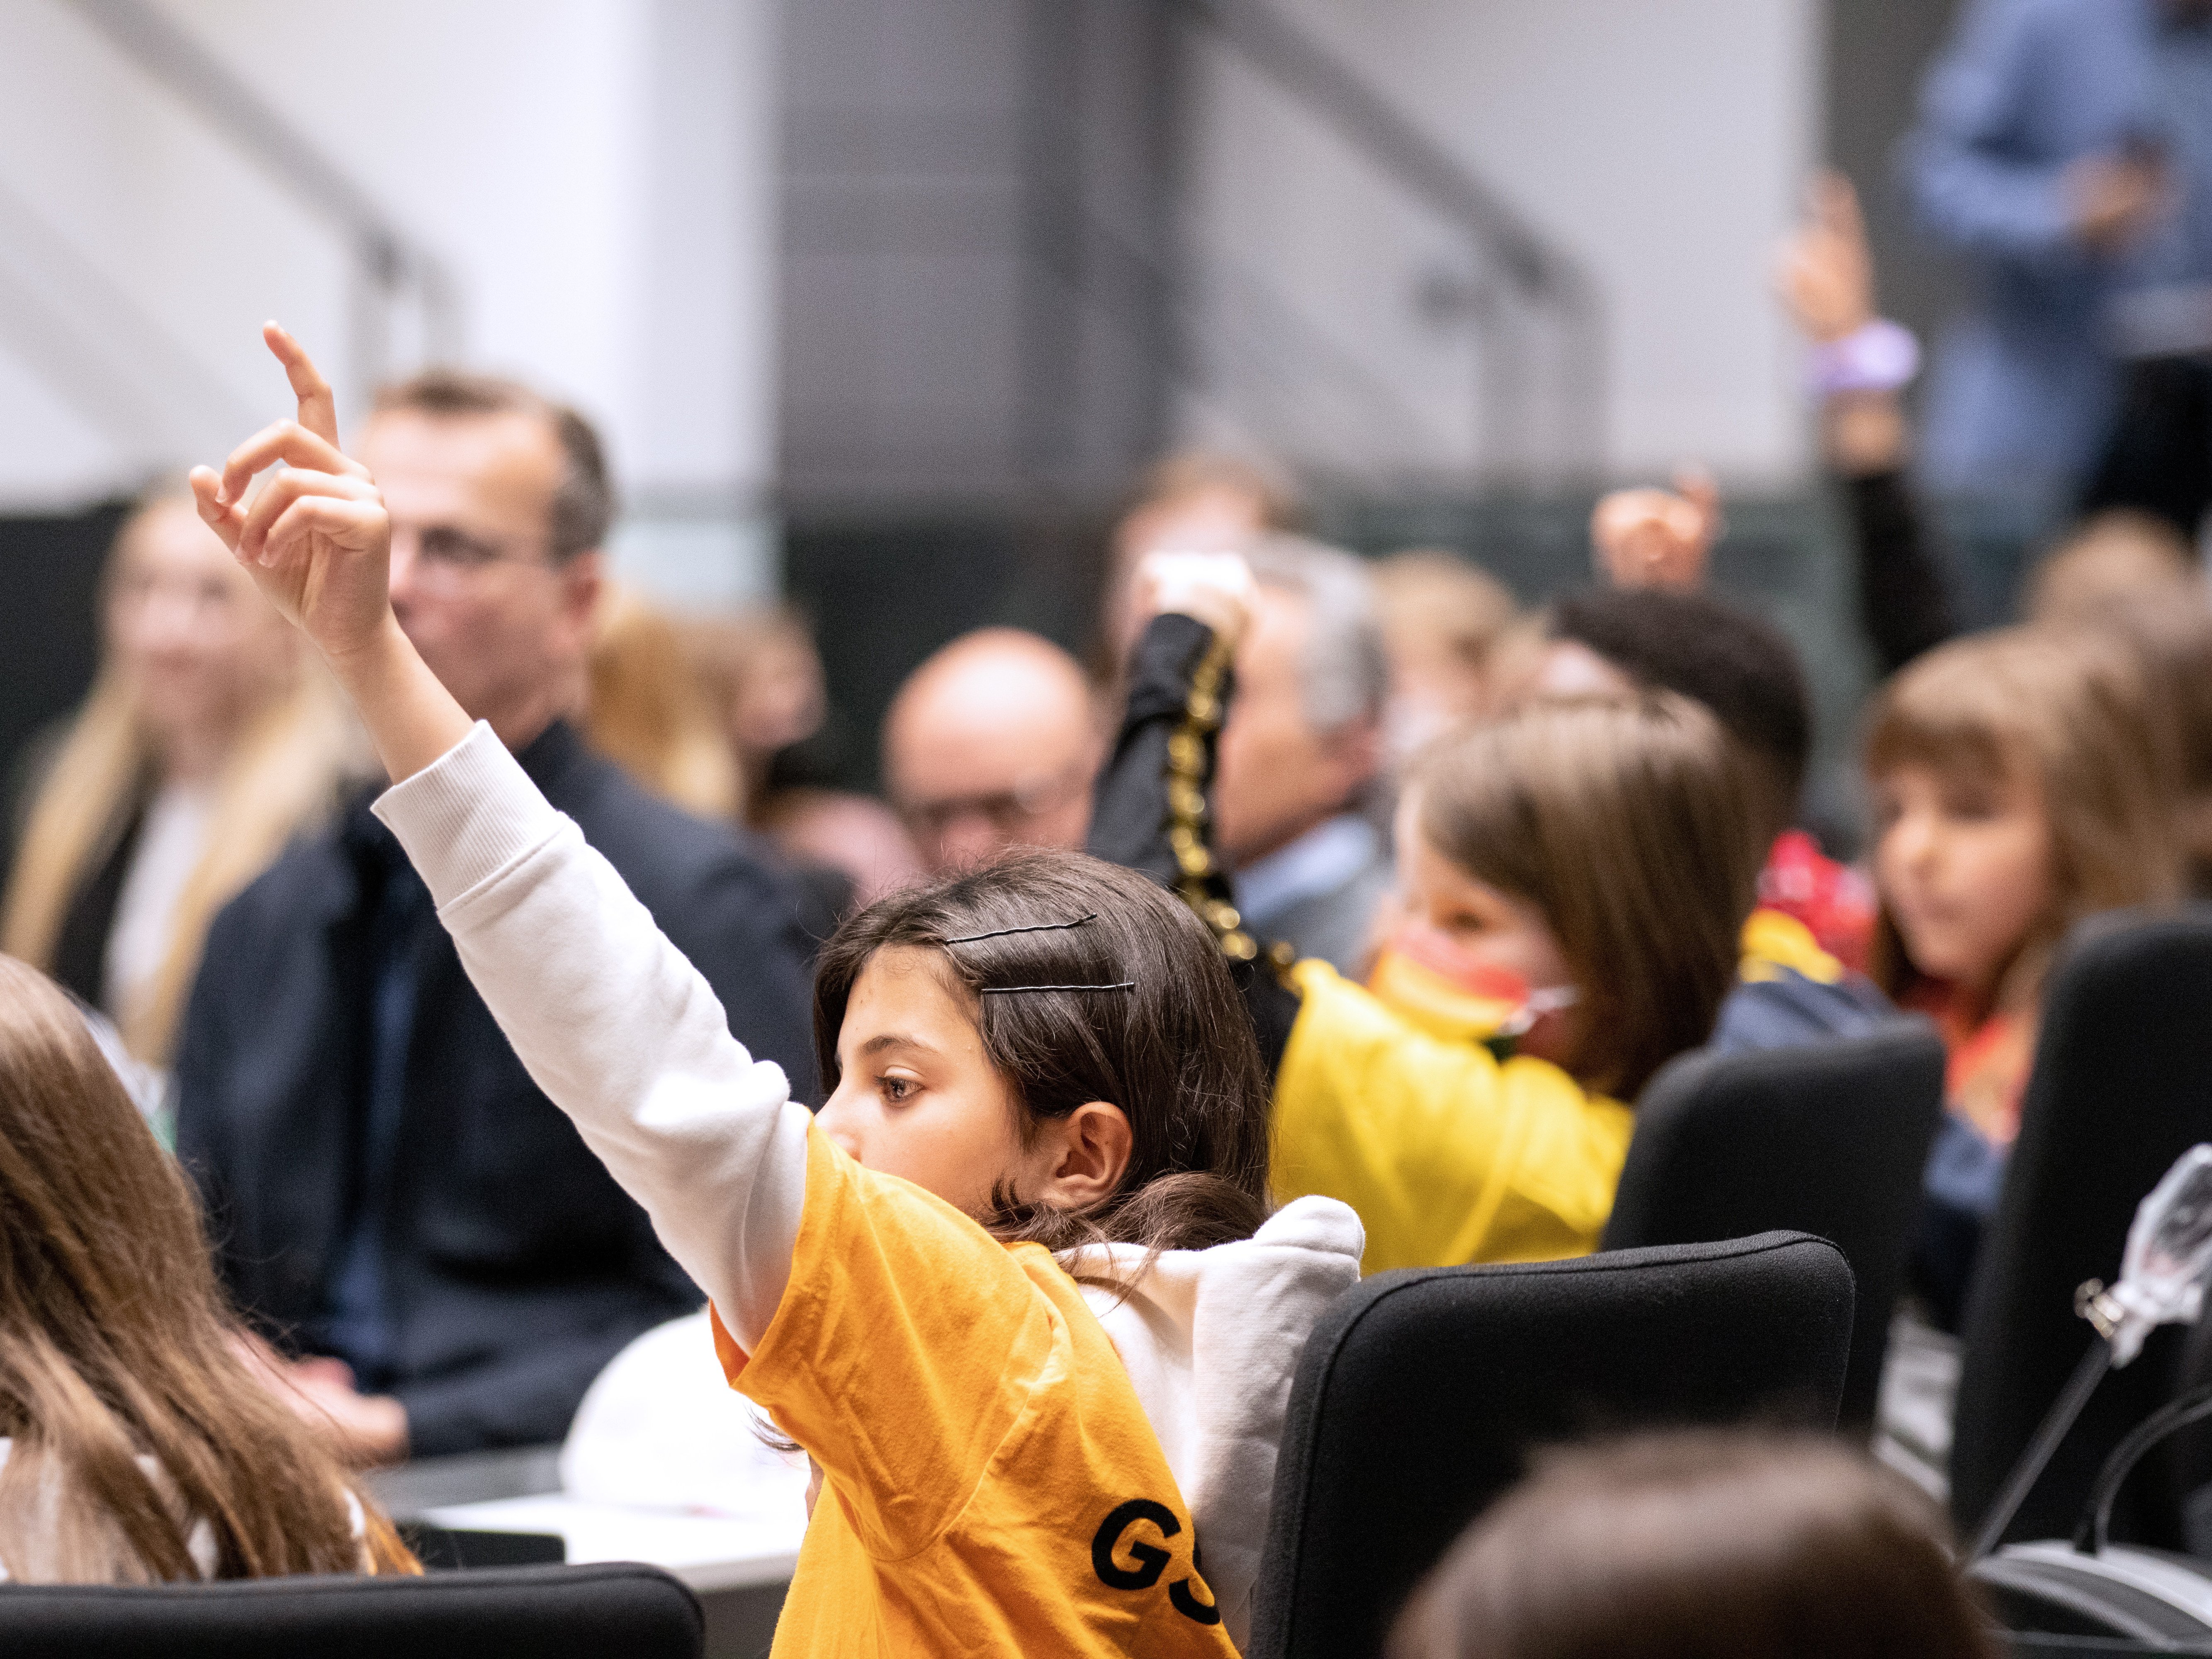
[1778,173,1959,675]
[1085,553,1302,1073]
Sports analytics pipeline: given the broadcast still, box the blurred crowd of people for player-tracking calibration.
[2,1,2212,1647]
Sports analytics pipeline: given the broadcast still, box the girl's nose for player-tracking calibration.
[1892,811,1941,871]
[813,1095,865,1163]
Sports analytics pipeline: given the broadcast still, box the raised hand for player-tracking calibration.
[189,322,392,664]
[2065,147,2166,256]
[190,324,471,781]
[1590,466,1722,593]
[1131,549,1259,655]
[1774,174,1914,474]
[1776,172,1875,345]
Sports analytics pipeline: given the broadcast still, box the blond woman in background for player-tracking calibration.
[1,488,357,1079]
[583,582,740,822]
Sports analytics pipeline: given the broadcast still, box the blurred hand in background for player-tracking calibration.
[1590,468,1722,593]
[2064,146,2168,256]
[1130,548,1258,654]
[1777,170,1875,344]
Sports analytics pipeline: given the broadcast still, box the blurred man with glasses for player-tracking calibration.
[883,628,1100,873]
[175,372,815,1466]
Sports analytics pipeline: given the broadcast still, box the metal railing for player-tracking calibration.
[1169,0,1606,484]
[1021,195,1447,493]
[64,0,462,395]
[0,175,257,464]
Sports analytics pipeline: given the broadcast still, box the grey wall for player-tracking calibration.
[0,0,783,606]
[778,0,1180,510]
[1824,0,1971,358]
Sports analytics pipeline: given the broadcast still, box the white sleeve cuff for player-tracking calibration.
[370,721,566,908]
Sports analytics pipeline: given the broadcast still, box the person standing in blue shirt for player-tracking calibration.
[1906,0,2212,620]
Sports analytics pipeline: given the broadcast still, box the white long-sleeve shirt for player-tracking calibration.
[374,722,807,1351]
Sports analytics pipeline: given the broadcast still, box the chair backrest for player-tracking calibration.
[1248,1231,1855,1659]
[0,1562,701,1659]
[1602,1020,1945,1430]
[1953,910,2212,1552]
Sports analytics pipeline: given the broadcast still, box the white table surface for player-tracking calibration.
[423,1491,806,1593]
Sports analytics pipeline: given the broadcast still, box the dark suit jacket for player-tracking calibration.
[174,720,817,1457]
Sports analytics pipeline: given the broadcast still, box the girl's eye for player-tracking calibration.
[880,1075,913,1103]
[1943,793,2001,823]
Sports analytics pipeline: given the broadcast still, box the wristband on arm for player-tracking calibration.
[1807,318,1920,399]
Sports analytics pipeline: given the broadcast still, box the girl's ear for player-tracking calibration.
[1032,1101,1135,1213]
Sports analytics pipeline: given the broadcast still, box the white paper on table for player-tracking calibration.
[559,1309,808,1515]
[421,1493,804,1592]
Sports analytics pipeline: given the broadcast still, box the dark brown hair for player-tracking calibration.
[1410,694,1764,1100]
[1389,1431,1996,1659]
[1548,586,1812,842]
[372,369,613,560]
[1862,625,2181,1012]
[812,849,1272,1253]
[0,956,414,1581]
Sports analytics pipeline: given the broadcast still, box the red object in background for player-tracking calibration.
[1758,829,1876,975]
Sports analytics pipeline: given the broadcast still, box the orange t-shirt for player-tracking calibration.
[712,1126,1238,1657]
[1758,829,1877,976]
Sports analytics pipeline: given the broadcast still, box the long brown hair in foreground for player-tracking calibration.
[0,956,413,1581]
[813,849,1272,1254]
[1862,625,2181,1012]
[1389,1430,1996,1659]
[1412,693,1764,1100]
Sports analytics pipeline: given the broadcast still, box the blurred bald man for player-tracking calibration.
[883,628,1100,871]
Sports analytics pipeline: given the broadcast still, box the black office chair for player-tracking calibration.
[0,1562,702,1659]
[1603,1020,1945,1431]
[1248,1231,1855,1659]
[1953,909,2212,1552]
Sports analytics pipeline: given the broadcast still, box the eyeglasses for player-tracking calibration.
[395,524,558,589]
[899,769,1087,839]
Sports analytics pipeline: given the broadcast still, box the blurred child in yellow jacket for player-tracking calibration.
[1094,553,1768,1277]
[1274,696,1765,1271]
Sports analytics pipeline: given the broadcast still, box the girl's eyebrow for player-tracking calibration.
[859,1033,935,1058]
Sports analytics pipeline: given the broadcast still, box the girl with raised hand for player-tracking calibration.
[0,955,413,1581]
[191,325,1359,1654]
[1090,554,1767,1273]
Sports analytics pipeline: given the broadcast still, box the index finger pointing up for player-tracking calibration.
[263,321,342,448]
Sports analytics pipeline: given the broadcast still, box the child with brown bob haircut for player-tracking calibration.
[1388,1431,1995,1659]
[189,326,1363,1655]
[0,956,414,1581]
[1092,555,1767,1272]
[1865,625,2181,1319]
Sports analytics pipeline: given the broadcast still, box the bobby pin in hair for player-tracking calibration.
[941,912,1099,946]
[978,982,1136,996]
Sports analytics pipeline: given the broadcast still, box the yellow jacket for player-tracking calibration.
[1270,960,1635,1276]
[1739,906,1848,986]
